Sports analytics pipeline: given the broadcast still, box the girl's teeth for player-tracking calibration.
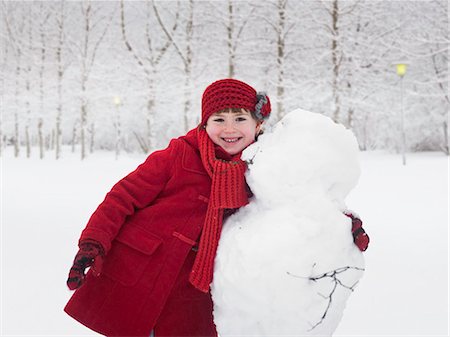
[224,138,238,143]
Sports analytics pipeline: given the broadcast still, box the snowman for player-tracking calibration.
[211,109,365,336]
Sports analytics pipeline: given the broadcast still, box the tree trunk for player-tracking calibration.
[12,37,23,157]
[276,0,286,120]
[55,1,65,160]
[347,105,354,129]
[89,122,94,154]
[183,0,194,132]
[38,118,44,159]
[146,77,155,152]
[45,133,51,151]
[0,117,3,157]
[443,121,449,155]
[331,0,341,123]
[227,0,235,78]
[39,2,47,160]
[25,65,31,158]
[184,65,192,132]
[25,124,30,158]
[80,99,87,159]
[152,0,192,132]
[25,10,32,158]
[51,129,55,150]
[114,105,121,159]
[56,90,62,159]
[72,122,77,153]
[14,111,19,157]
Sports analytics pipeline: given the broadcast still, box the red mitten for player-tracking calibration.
[67,240,104,290]
[344,212,370,252]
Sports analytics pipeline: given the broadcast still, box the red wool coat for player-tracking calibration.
[64,129,218,337]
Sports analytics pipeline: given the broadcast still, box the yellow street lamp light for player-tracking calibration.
[113,96,122,106]
[396,63,407,77]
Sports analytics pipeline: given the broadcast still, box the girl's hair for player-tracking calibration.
[216,107,259,121]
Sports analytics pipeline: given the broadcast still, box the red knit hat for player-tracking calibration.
[201,78,271,125]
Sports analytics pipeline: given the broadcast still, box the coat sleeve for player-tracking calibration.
[78,139,180,253]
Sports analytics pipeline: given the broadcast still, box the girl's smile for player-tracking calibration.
[223,137,240,143]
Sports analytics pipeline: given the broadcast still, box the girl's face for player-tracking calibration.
[205,109,261,155]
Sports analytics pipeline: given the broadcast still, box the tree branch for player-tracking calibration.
[287,265,365,331]
[152,0,187,67]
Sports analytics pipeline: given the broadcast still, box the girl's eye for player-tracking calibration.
[213,118,224,122]
[236,117,247,122]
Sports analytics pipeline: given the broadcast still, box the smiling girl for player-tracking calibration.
[64,79,271,337]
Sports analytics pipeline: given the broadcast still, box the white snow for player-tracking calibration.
[212,110,365,336]
[1,141,448,336]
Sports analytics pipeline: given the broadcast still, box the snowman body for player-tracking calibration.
[211,110,365,336]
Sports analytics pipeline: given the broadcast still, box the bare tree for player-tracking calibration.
[23,9,34,158]
[3,2,26,157]
[193,0,256,87]
[431,47,449,154]
[54,0,70,159]
[316,0,359,124]
[71,121,77,154]
[425,2,449,154]
[275,0,287,120]
[120,0,177,152]
[254,0,302,120]
[0,0,447,156]
[381,0,450,155]
[153,0,194,132]
[223,0,254,78]
[0,5,7,157]
[329,0,341,123]
[67,0,114,159]
[37,2,51,159]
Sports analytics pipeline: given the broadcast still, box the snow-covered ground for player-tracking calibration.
[1,147,448,336]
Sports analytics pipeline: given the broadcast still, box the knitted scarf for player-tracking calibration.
[189,126,249,293]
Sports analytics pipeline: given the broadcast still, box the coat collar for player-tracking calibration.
[179,128,208,175]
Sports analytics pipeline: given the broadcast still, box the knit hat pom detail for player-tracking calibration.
[255,92,271,120]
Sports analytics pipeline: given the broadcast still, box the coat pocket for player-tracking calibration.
[101,226,162,286]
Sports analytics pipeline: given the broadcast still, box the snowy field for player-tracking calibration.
[1,147,448,336]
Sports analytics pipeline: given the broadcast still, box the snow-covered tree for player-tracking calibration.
[0,0,447,157]
[119,0,177,152]
[2,1,27,158]
[66,0,115,159]
[153,0,195,132]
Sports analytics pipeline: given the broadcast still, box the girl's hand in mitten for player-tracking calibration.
[67,240,105,290]
[344,212,370,252]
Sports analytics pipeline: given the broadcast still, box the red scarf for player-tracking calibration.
[189,126,249,292]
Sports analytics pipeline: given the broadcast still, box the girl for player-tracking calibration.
[65,79,269,337]
[65,79,368,337]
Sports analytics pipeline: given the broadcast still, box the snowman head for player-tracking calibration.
[242,109,361,207]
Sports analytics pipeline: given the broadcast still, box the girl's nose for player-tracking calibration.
[223,120,235,131]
